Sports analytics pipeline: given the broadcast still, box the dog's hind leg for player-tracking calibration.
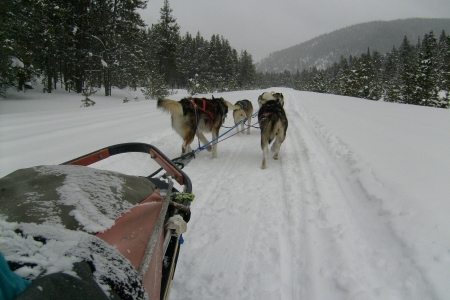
[271,126,286,160]
[235,119,243,134]
[235,111,245,135]
[261,136,269,169]
[271,139,281,160]
[240,120,245,134]
[182,129,196,154]
[261,145,269,169]
[211,127,220,158]
[196,131,212,152]
[182,143,192,154]
[246,114,251,135]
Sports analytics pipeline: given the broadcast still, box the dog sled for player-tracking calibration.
[0,143,193,300]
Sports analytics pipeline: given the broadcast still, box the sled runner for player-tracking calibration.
[0,143,193,300]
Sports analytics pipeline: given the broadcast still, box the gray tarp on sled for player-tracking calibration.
[0,165,156,231]
[0,143,193,300]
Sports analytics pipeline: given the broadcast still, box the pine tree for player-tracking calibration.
[1,0,39,94]
[398,35,418,104]
[176,32,194,88]
[151,0,180,87]
[219,37,239,91]
[345,55,361,98]
[306,68,323,93]
[238,50,255,90]
[383,47,402,102]
[335,56,350,96]
[206,34,222,90]
[370,50,384,100]
[186,73,209,95]
[415,31,439,107]
[355,48,374,99]
[437,31,450,108]
[141,67,169,100]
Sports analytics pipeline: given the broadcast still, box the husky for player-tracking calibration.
[258,91,284,107]
[233,99,254,135]
[157,96,239,158]
[258,100,288,169]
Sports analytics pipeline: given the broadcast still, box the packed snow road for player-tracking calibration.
[168,90,436,300]
[2,87,448,299]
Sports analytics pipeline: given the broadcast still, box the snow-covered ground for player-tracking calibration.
[1,86,449,299]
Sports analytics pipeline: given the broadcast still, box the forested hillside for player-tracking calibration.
[257,30,450,108]
[256,18,450,73]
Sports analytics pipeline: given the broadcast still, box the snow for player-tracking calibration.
[1,86,450,299]
[34,165,133,232]
[11,57,24,68]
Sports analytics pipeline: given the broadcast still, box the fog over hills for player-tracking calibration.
[256,18,450,73]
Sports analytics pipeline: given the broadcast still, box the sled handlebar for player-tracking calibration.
[62,143,192,193]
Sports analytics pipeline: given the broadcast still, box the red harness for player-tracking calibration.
[190,98,216,125]
[258,112,273,122]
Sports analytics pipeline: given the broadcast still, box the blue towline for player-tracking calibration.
[194,110,259,154]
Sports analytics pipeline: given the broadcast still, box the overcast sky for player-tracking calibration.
[139,0,450,62]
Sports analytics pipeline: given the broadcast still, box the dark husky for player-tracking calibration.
[157,96,239,158]
[258,100,288,169]
[233,99,254,135]
[258,91,285,107]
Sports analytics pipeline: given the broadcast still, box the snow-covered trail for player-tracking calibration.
[2,87,447,299]
[283,92,431,299]
[170,91,434,299]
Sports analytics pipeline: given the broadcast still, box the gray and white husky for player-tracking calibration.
[258,100,288,169]
[233,99,254,135]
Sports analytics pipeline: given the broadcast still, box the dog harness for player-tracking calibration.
[190,98,216,125]
[236,100,248,110]
[258,102,280,122]
[258,112,272,122]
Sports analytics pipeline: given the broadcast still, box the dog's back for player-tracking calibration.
[233,99,254,134]
[258,100,288,169]
[188,97,228,130]
[157,96,232,158]
[158,97,228,130]
[234,100,253,117]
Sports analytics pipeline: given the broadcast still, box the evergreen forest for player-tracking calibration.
[2,0,449,108]
[1,0,256,99]
[261,30,450,108]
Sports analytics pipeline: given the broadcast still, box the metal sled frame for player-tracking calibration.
[62,143,192,300]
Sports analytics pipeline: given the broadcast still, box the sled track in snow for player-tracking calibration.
[283,92,435,300]
[170,91,436,300]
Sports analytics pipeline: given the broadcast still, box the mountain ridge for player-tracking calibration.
[256,18,450,73]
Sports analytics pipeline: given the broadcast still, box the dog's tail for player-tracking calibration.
[225,100,241,110]
[157,98,183,117]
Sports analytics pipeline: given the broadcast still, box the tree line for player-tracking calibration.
[1,0,256,99]
[257,30,450,108]
[2,0,448,109]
